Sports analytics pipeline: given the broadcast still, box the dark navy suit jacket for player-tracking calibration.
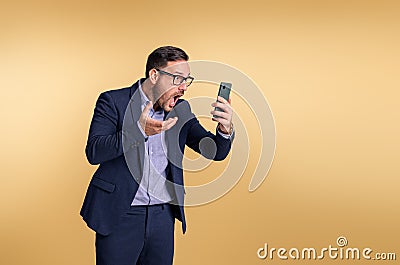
[80,79,233,236]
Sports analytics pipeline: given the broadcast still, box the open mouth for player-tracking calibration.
[169,94,183,108]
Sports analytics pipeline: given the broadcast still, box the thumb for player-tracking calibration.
[142,101,152,116]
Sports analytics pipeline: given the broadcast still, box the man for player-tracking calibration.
[80,46,234,265]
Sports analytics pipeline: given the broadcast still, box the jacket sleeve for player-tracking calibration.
[185,116,233,161]
[85,92,123,165]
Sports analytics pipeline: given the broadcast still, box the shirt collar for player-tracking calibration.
[138,80,150,108]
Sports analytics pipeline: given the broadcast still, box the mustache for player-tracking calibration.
[153,88,184,99]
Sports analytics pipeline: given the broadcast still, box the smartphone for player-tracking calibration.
[213,82,232,118]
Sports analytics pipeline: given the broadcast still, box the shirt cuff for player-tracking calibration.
[217,125,234,139]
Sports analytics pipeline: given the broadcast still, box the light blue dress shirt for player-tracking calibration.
[131,85,174,205]
[131,81,233,205]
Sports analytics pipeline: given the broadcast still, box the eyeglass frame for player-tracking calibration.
[155,68,195,87]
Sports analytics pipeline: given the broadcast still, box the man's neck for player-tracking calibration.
[141,79,155,102]
[141,79,161,110]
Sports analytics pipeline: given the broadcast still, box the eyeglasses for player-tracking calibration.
[155,69,194,87]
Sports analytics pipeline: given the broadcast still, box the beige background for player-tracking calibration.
[1,0,399,264]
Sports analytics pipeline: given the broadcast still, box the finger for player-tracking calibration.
[213,100,232,109]
[217,96,230,105]
[210,110,229,120]
[212,102,232,114]
[162,117,178,131]
[147,118,163,129]
[211,116,229,126]
[144,118,163,135]
[145,118,162,136]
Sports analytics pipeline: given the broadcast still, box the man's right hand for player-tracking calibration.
[139,101,178,136]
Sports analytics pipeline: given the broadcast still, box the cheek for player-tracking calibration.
[155,85,171,100]
[158,90,172,105]
[161,87,176,98]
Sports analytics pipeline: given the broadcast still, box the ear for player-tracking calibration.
[149,69,158,84]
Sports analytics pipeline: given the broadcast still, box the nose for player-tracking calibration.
[178,82,187,91]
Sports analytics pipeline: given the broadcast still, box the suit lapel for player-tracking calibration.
[123,80,146,183]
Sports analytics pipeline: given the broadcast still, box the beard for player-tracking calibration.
[153,84,183,112]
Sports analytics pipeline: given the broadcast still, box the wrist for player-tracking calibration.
[218,123,233,135]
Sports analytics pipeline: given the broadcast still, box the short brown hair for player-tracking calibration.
[145,46,189,78]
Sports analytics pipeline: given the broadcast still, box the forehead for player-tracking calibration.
[163,60,190,75]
